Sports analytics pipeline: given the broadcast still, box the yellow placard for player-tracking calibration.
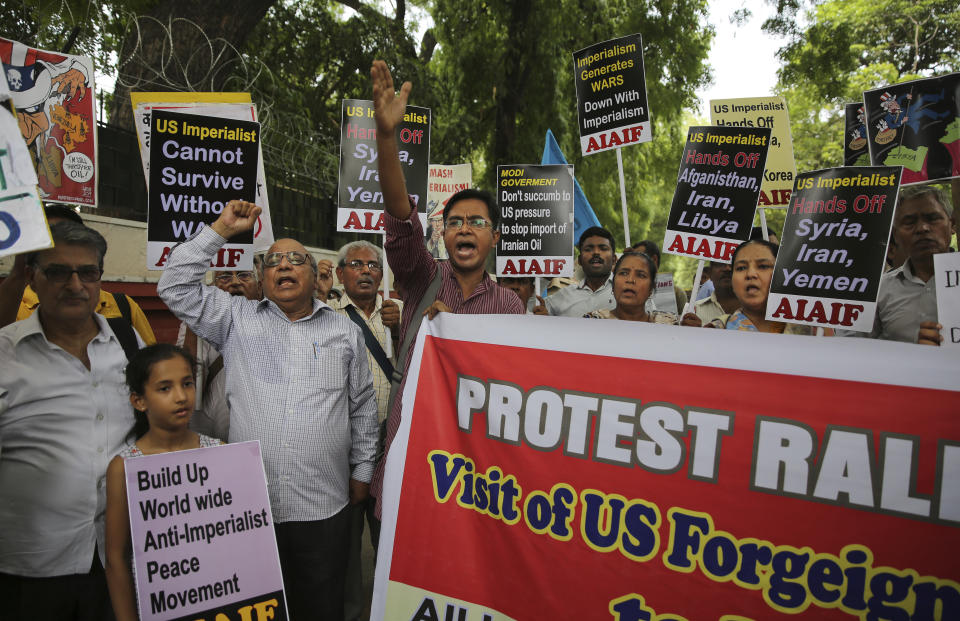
[710,96,796,208]
[129,91,251,108]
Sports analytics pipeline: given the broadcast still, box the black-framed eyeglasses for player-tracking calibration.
[215,271,255,283]
[445,216,492,230]
[263,251,308,267]
[36,264,102,283]
[343,260,382,272]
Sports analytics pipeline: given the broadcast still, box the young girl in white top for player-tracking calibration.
[104,344,221,621]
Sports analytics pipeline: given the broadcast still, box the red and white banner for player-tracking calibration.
[374,314,959,621]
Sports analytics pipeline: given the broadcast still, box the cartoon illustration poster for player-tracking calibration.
[864,73,960,185]
[0,37,97,207]
[843,103,870,166]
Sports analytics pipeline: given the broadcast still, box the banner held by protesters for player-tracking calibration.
[338,99,430,233]
[372,313,958,621]
[497,164,574,278]
[767,166,902,332]
[147,109,260,271]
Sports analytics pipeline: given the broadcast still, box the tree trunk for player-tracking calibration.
[492,0,535,180]
[109,0,278,130]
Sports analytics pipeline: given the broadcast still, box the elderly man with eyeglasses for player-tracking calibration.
[158,202,379,621]
[0,221,143,620]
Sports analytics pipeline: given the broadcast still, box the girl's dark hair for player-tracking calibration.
[731,239,779,265]
[613,251,657,282]
[125,344,196,440]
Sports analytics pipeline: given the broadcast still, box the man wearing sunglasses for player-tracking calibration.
[0,204,157,344]
[368,60,525,522]
[0,221,142,619]
[158,204,379,621]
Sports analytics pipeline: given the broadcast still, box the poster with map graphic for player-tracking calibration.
[0,37,97,207]
[864,73,960,185]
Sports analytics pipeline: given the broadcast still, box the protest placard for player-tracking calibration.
[652,272,678,314]
[126,441,286,621]
[574,34,651,156]
[147,110,260,270]
[425,164,472,260]
[710,96,796,208]
[496,164,574,278]
[844,103,870,166]
[662,125,770,263]
[1,37,98,207]
[935,252,960,349]
[0,187,50,259]
[767,166,901,332]
[338,99,430,232]
[131,93,274,252]
[0,105,48,259]
[372,313,958,621]
[864,72,960,184]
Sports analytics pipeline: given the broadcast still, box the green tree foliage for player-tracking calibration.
[766,0,960,172]
[425,0,712,280]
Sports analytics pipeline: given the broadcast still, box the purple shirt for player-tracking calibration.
[371,201,524,515]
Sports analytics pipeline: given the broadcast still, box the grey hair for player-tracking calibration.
[898,185,952,217]
[26,221,107,268]
[336,240,383,267]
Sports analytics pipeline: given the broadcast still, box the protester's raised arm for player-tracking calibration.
[372,60,414,220]
[158,200,261,348]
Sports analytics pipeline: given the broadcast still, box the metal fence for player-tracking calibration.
[87,123,364,250]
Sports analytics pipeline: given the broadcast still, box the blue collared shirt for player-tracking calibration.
[158,227,379,522]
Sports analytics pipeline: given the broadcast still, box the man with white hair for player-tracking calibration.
[331,240,401,620]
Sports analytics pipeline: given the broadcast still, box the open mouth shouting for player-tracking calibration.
[454,239,478,261]
[276,274,299,289]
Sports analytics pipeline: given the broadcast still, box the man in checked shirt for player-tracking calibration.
[368,60,525,522]
[158,202,379,621]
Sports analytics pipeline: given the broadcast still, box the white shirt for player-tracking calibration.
[158,226,379,522]
[545,277,615,317]
[0,312,139,577]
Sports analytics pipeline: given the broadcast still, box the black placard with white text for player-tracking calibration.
[574,33,651,156]
[497,164,574,277]
[767,166,902,332]
[148,110,259,270]
[337,99,430,232]
[662,125,770,263]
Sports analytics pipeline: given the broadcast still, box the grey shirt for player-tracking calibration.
[869,260,938,343]
[545,277,615,317]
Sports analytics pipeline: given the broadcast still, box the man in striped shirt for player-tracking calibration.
[368,60,525,519]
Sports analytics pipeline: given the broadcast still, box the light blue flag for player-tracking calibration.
[541,129,601,243]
